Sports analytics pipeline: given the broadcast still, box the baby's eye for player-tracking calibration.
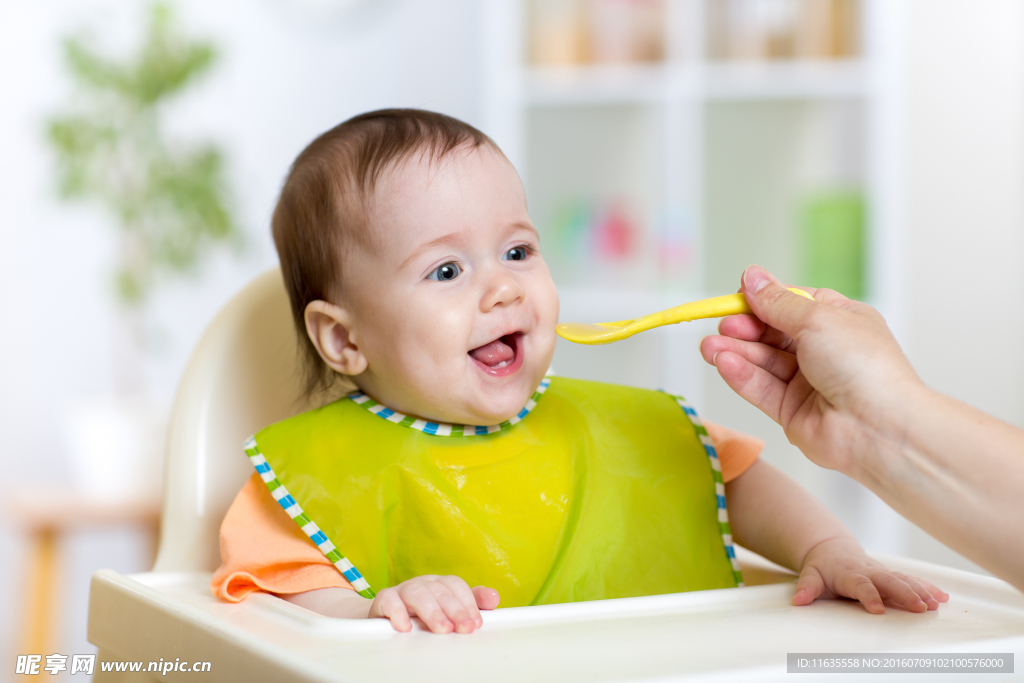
[428,262,462,282]
[503,245,531,262]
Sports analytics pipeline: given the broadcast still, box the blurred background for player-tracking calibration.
[2,0,1023,674]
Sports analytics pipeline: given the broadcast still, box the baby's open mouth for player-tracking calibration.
[469,332,524,376]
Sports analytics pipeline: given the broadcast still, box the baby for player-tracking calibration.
[211,109,947,633]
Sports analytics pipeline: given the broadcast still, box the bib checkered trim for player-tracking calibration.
[670,395,745,587]
[347,377,550,436]
[243,436,376,599]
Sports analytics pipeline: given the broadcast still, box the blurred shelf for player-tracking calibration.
[523,60,866,107]
[484,0,879,404]
[525,64,694,106]
[703,59,866,101]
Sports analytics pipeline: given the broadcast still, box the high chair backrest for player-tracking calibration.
[154,268,310,572]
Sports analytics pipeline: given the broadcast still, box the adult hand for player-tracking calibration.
[368,574,500,633]
[699,265,923,476]
[700,265,1024,590]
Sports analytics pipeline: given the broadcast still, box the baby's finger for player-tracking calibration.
[871,572,928,613]
[430,579,479,632]
[894,573,940,611]
[373,588,412,632]
[839,573,885,614]
[918,577,949,603]
[792,565,824,606]
[472,586,501,610]
[436,575,482,626]
[399,583,453,633]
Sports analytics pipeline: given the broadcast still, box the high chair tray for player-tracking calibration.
[89,550,1024,682]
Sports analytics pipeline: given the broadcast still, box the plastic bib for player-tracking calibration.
[245,377,742,607]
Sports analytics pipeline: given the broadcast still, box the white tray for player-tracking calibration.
[89,549,1024,682]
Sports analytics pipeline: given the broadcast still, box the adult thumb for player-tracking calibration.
[741,265,814,337]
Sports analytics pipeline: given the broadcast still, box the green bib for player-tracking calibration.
[244,377,742,607]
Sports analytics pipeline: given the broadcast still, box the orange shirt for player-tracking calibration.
[211,420,763,602]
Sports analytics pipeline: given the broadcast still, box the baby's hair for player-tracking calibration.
[272,108,500,401]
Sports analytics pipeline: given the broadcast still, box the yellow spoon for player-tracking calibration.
[556,288,814,345]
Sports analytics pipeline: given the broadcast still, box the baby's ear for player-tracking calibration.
[304,300,368,376]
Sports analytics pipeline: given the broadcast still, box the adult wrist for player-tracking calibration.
[845,379,936,488]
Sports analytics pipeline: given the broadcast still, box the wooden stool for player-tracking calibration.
[5,488,161,656]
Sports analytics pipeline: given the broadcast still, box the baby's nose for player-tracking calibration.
[480,271,526,311]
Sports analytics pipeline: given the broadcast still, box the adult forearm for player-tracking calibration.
[850,385,1024,590]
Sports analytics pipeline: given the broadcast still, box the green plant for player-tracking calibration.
[47,3,238,308]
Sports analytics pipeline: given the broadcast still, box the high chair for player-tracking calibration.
[88,269,1024,682]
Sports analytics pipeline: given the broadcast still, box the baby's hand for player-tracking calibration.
[368,574,500,633]
[793,537,949,614]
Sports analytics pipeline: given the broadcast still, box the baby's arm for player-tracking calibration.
[726,459,948,613]
[282,575,500,633]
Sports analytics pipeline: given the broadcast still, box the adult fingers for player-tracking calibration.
[700,335,798,382]
[792,565,825,606]
[740,266,818,341]
[718,314,798,353]
[472,586,501,610]
[435,576,483,630]
[809,286,861,311]
[870,571,928,613]
[711,351,787,424]
[398,582,454,633]
[777,371,821,432]
[717,313,766,341]
[372,587,412,632]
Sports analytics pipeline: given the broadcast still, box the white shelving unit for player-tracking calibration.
[523,60,866,105]
[479,0,896,410]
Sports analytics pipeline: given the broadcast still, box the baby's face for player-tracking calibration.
[341,145,559,425]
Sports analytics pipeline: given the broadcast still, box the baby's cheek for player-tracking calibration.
[408,319,472,381]
[531,274,560,326]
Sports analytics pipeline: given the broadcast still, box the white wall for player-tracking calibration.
[903,0,1024,426]
[0,0,482,662]
[899,0,1024,572]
